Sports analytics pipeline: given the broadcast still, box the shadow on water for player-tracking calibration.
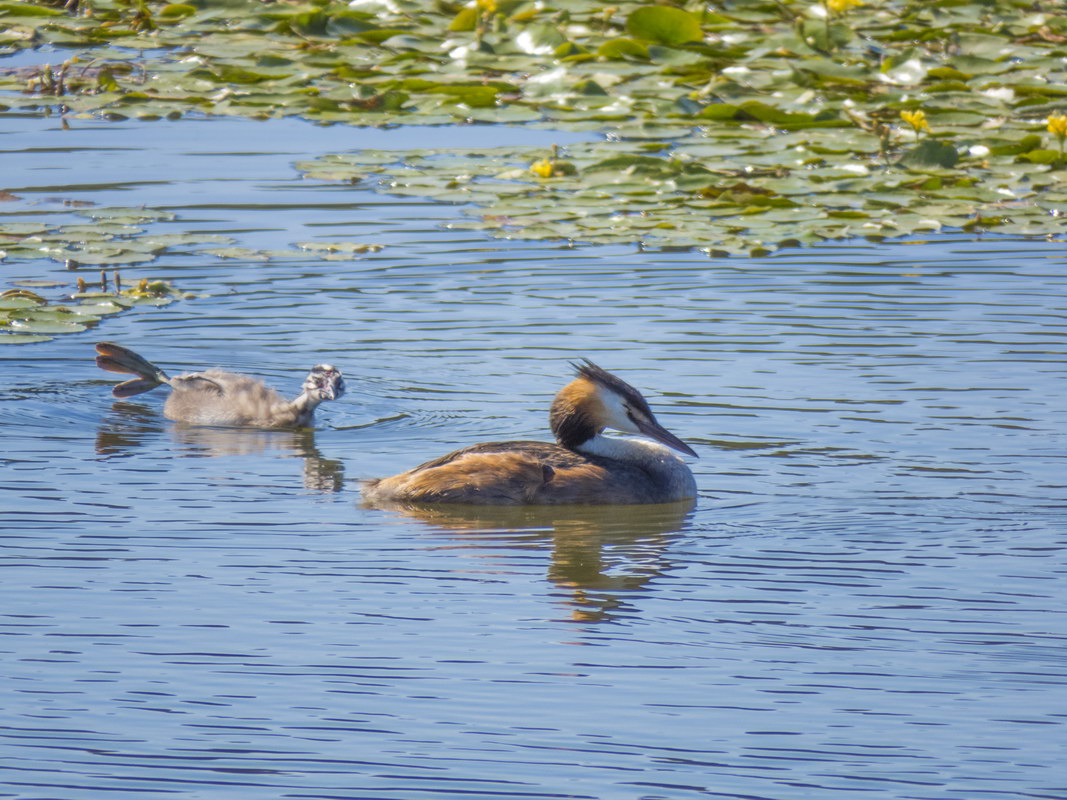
[373,501,696,622]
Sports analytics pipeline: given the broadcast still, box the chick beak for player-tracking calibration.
[321,374,344,401]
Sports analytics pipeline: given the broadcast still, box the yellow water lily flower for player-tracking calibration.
[528,154,577,179]
[826,0,863,13]
[900,109,930,133]
[1050,113,1067,161]
[529,158,555,178]
[1048,113,1067,140]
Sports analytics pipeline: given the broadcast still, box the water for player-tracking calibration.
[2,112,1066,800]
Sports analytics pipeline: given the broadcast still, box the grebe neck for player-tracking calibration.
[291,391,319,412]
[575,433,698,501]
[549,378,602,450]
[574,433,670,463]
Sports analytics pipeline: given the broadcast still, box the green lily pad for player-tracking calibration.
[159,4,197,19]
[140,233,238,247]
[0,2,65,15]
[9,318,89,334]
[1018,149,1062,165]
[0,296,44,310]
[0,333,55,344]
[625,7,703,47]
[295,241,384,254]
[899,140,961,169]
[11,280,68,288]
[68,301,128,316]
[597,38,649,61]
[200,246,272,260]
[0,223,49,236]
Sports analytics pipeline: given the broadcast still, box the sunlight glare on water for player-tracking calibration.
[1,113,1066,800]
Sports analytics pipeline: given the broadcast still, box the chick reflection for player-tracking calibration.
[96,402,345,493]
[95,401,161,455]
[374,501,694,622]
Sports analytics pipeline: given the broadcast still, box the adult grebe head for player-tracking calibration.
[548,360,697,457]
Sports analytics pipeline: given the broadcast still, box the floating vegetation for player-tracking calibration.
[0,274,182,343]
[294,241,386,260]
[3,0,1067,250]
[0,207,200,268]
[0,210,387,342]
[0,210,385,267]
[296,132,1067,254]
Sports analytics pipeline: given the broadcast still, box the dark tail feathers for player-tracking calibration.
[95,342,170,398]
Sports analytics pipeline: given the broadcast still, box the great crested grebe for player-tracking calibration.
[362,360,698,506]
[95,342,345,428]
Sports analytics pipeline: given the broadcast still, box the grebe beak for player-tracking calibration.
[635,417,698,458]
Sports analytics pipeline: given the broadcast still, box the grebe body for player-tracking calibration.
[95,342,344,428]
[362,361,697,506]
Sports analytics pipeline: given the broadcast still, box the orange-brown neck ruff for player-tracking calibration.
[549,377,602,451]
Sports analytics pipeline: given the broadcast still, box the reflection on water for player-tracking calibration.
[96,402,346,492]
[381,501,694,622]
[1,113,1066,800]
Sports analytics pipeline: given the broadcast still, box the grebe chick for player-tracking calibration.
[362,361,697,506]
[95,342,344,428]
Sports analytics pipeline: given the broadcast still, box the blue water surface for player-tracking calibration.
[1,111,1066,800]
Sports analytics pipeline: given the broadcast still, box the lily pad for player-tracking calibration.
[11,279,69,288]
[200,246,272,261]
[625,7,703,47]
[0,2,65,15]
[0,333,55,344]
[899,140,961,169]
